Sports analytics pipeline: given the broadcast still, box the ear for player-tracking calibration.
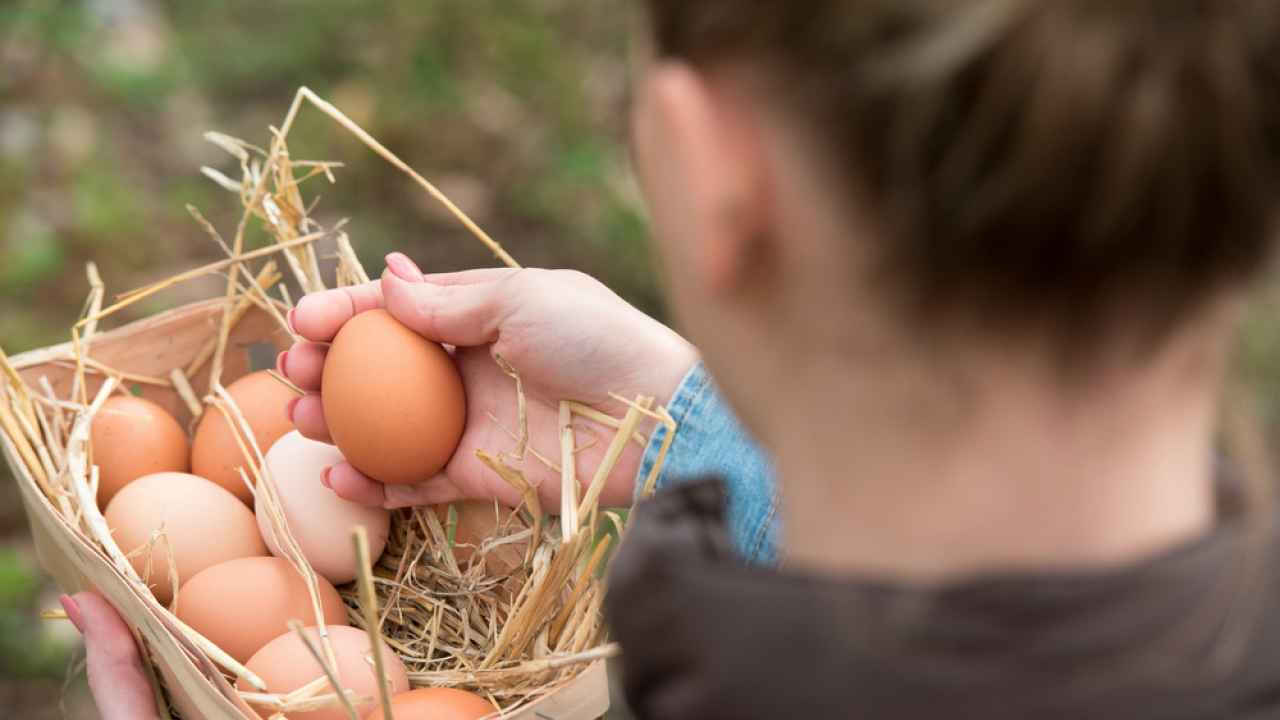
[634,63,770,294]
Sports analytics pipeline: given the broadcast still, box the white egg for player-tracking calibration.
[257,431,391,584]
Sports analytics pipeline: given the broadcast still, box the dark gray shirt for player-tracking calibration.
[606,478,1280,719]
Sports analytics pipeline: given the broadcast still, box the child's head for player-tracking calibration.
[629,1,1280,422]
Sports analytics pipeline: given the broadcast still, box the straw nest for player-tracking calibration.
[1,87,676,719]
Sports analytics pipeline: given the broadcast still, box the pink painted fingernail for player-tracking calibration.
[385,252,423,282]
[276,350,289,377]
[287,308,299,334]
[59,594,84,633]
[320,466,333,489]
[286,396,300,422]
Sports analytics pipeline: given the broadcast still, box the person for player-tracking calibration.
[70,1,1280,718]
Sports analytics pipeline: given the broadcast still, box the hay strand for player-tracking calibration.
[0,86,689,719]
[185,260,282,378]
[285,620,361,720]
[353,527,395,720]
[284,87,521,270]
[559,401,579,542]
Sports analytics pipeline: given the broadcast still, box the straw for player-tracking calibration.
[286,620,361,720]
[0,86,685,718]
[559,401,579,541]
[353,526,395,720]
[281,87,522,270]
[185,260,282,378]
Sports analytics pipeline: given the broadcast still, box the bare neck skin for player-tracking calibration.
[762,309,1233,583]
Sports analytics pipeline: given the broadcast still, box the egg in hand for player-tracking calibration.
[322,309,465,485]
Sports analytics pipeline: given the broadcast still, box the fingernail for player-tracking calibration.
[59,594,84,633]
[286,396,300,422]
[385,253,423,282]
[320,466,332,489]
[287,308,299,334]
[276,350,289,377]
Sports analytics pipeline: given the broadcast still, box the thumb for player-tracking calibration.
[63,593,159,720]
[381,257,512,347]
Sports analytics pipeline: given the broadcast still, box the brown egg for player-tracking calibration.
[433,501,525,572]
[240,625,409,720]
[191,370,297,505]
[322,309,465,485]
[90,395,189,507]
[103,472,267,604]
[175,557,349,664]
[257,432,391,585]
[364,688,495,720]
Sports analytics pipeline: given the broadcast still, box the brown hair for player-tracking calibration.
[642,0,1280,340]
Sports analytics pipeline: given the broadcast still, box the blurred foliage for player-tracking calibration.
[0,0,652,705]
[1239,293,1280,429]
[0,0,656,351]
[0,547,73,679]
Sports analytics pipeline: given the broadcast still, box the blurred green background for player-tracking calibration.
[9,2,1280,719]
[1,0,653,715]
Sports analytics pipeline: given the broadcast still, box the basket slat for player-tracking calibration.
[14,299,291,426]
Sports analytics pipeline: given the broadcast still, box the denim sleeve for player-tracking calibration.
[635,362,779,565]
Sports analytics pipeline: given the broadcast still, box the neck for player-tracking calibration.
[768,316,1235,584]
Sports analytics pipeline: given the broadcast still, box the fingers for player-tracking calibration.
[381,262,511,347]
[285,265,514,387]
[324,463,386,506]
[290,254,519,346]
[291,282,385,342]
[387,252,519,288]
[419,268,520,286]
[64,593,159,720]
[326,463,465,509]
[290,394,331,443]
[384,474,465,508]
[280,341,327,392]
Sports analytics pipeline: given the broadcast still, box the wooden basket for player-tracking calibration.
[1,299,609,720]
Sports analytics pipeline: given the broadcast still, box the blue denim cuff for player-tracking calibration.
[635,362,779,564]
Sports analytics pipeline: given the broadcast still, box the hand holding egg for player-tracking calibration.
[283,252,697,511]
